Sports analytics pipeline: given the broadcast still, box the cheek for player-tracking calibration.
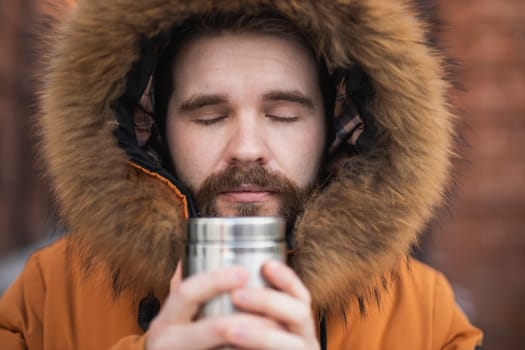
[272,124,325,187]
[167,124,218,189]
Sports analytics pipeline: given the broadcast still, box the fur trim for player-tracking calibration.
[40,0,453,313]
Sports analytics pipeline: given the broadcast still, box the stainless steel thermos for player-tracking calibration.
[183,217,286,319]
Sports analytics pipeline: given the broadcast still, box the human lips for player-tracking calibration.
[218,184,275,202]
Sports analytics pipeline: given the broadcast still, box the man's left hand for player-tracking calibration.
[227,260,320,350]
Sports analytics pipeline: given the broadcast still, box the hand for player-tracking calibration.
[145,263,240,349]
[228,260,320,350]
[145,261,319,350]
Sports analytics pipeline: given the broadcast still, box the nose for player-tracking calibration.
[225,115,269,165]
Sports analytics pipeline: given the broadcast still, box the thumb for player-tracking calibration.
[170,260,183,291]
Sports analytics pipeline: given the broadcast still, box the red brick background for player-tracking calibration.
[0,0,52,255]
[1,1,524,349]
[428,1,525,349]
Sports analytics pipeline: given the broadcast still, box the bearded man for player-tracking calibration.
[0,1,483,349]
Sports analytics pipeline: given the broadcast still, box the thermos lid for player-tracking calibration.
[188,217,286,242]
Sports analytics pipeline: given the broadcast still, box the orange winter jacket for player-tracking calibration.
[0,238,482,350]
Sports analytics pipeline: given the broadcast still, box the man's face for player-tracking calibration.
[166,33,326,218]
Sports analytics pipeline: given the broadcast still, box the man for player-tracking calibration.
[0,1,483,349]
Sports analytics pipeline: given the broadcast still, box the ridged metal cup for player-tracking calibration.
[183,217,286,319]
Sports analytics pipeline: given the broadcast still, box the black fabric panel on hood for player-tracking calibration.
[345,65,377,152]
[113,39,198,217]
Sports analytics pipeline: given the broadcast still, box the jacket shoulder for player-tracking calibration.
[326,258,483,350]
[0,239,66,349]
[0,237,144,349]
[404,259,484,349]
[21,237,69,271]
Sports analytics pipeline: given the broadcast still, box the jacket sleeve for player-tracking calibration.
[0,252,148,350]
[109,335,146,349]
[0,254,45,350]
[432,271,484,350]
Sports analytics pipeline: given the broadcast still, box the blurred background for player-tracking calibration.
[0,0,524,349]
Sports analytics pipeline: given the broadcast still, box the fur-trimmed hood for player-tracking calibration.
[40,0,454,314]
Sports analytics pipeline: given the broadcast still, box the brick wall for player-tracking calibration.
[428,1,525,349]
[0,0,52,256]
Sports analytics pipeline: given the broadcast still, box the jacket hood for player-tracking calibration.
[41,0,454,314]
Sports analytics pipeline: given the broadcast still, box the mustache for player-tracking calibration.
[196,165,296,193]
[192,164,312,219]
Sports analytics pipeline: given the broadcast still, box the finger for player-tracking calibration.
[161,266,249,323]
[148,313,283,350]
[146,315,233,350]
[223,315,315,350]
[262,260,311,303]
[231,288,316,336]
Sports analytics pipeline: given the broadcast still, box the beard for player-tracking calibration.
[192,164,315,224]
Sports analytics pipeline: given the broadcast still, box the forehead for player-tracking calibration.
[170,33,320,97]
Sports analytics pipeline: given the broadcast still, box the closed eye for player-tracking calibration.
[266,114,300,123]
[193,115,228,125]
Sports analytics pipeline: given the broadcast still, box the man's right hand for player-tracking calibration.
[145,264,282,349]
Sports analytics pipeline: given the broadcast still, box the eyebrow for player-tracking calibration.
[176,90,316,113]
[262,90,315,111]
[177,94,228,113]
